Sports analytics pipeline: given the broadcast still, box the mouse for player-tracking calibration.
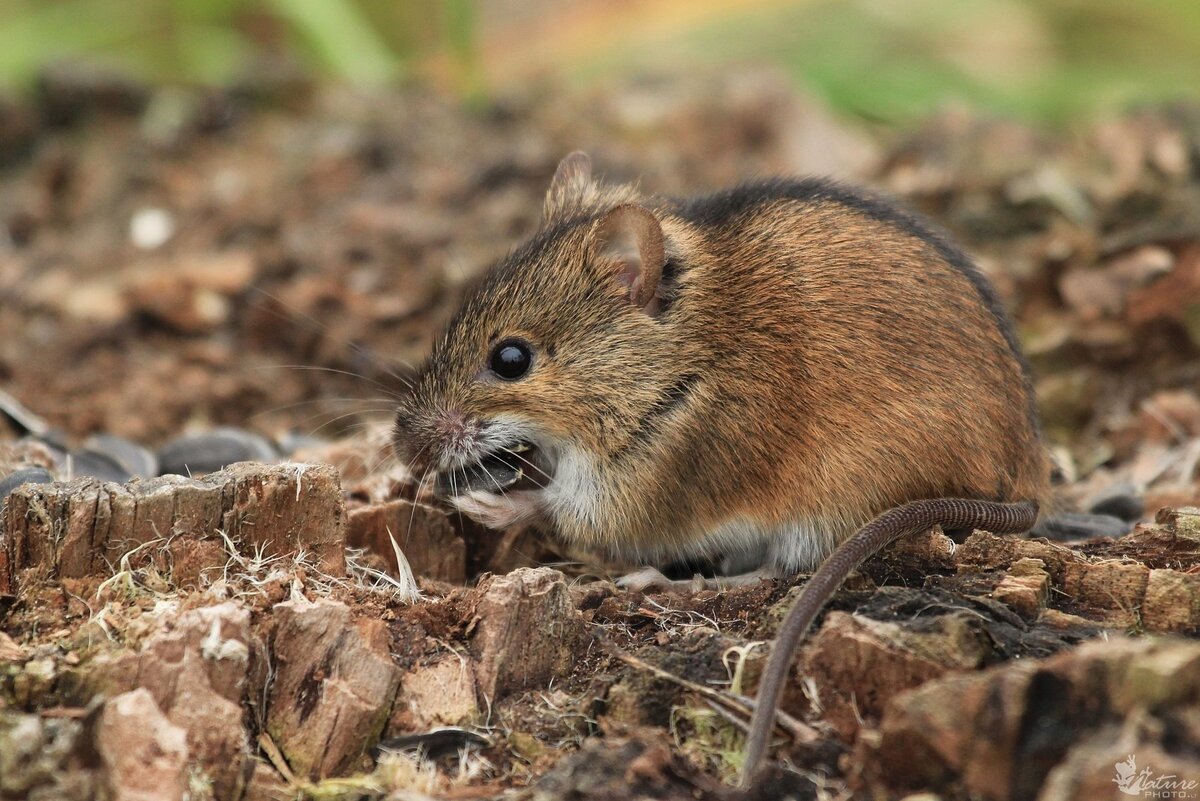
[392,152,1048,784]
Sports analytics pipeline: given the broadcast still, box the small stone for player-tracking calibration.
[129,207,174,250]
[84,434,158,478]
[158,427,279,476]
[1087,489,1144,522]
[66,448,131,483]
[1030,512,1130,541]
[0,466,53,500]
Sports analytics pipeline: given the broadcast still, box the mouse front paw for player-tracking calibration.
[448,489,539,530]
[616,566,777,594]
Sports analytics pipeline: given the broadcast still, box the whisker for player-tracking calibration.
[292,411,400,438]
[249,287,416,387]
[246,364,410,400]
[449,469,466,533]
[304,408,396,439]
[361,437,402,480]
[252,396,396,418]
[499,447,549,490]
[406,467,433,548]
[477,456,510,497]
[288,404,398,429]
[398,439,432,478]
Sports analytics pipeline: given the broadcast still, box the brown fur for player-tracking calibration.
[394,154,1049,570]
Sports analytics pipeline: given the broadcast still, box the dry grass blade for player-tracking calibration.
[600,634,818,744]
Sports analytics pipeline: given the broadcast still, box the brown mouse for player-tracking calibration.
[392,152,1047,783]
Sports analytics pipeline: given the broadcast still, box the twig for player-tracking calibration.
[598,630,818,744]
[258,732,299,787]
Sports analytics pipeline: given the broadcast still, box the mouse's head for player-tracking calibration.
[393,153,687,531]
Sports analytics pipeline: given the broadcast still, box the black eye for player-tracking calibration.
[489,339,533,380]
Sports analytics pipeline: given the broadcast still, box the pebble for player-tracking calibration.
[66,449,132,484]
[84,433,158,478]
[129,207,174,250]
[373,727,490,759]
[274,431,326,457]
[1031,512,1131,541]
[0,467,54,501]
[157,427,279,477]
[1087,486,1145,522]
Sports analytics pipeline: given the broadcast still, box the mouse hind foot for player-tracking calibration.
[1030,512,1132,541]
[615,566,776,594]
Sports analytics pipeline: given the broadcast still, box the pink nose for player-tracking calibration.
[433,410,479,457]
[434,410,468,439]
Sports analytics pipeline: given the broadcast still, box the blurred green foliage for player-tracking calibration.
[0,0,459,87]
[663,0,1200,123]
[0,0,1197,124]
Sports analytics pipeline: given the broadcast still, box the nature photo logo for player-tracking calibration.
[1114,755,1198,798]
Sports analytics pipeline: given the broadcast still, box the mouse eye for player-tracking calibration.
[489,339,533,380]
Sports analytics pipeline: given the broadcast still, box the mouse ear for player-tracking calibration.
[592,204,665,313]
[544,151,593,221]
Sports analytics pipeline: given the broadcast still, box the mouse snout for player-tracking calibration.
[432,408,474,443]
[394,404,482,472]
[427,408,485,469]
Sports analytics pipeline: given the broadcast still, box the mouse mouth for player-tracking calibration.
[434,441,551,499]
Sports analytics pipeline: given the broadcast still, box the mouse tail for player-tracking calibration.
[739,497,1039,788]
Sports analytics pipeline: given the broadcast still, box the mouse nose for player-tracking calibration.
[433,409,470,440]
[431,409,482,466]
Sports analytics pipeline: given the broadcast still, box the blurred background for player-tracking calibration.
[1,0,1199,123]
